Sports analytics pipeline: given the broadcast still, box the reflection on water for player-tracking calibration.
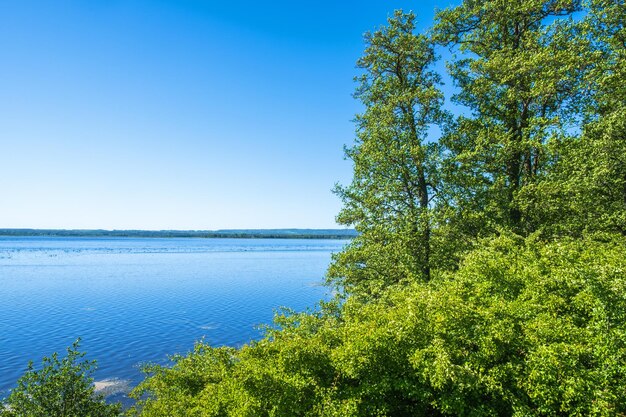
[94,378,131,396]
[0,237,346,403]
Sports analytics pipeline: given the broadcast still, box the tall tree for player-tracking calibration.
[433,0,584,237]
[328,11,445,295]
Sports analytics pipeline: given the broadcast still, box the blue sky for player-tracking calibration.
[0,0,455,230]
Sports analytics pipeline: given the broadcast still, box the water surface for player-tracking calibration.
[0,237,345,402]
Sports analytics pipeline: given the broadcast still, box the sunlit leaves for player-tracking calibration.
[130,236,626,416]
[1,339,121,417]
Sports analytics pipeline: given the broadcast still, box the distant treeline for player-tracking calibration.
[0,228,357,240]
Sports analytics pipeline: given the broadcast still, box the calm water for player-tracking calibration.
[0,237,345,403]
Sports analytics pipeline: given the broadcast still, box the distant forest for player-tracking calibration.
[0,228,358,240]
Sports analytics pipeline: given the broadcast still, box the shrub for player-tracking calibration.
[1,339,121,417]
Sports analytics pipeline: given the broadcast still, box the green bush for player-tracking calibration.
[129,234,626,416]
[1,339,121,417]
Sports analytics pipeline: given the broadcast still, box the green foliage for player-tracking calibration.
[1,339,121,417]
[520,0,626,239]
[523,108,626,238]
[129,235,626,416]
[433,0,586,236]
[583,0,626,116]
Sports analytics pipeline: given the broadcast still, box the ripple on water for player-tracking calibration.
[0,237,343,403]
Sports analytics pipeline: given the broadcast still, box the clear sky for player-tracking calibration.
[0,0,454,230]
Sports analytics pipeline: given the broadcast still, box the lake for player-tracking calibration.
[0,236,346,404]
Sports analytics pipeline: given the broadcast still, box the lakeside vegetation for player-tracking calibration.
[3,0,626,415]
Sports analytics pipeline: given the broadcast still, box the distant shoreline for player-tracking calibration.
[0,228,357,240]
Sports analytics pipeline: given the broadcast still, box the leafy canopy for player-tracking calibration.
[129,235,626,416]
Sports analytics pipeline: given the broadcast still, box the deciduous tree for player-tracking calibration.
[329,11,445,294]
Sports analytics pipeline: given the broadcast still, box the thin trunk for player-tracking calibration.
[394,53,432,281]
[505,22,529,233]
[418,167,431,280]
[506,122,523,231]
[403,103,431,281]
